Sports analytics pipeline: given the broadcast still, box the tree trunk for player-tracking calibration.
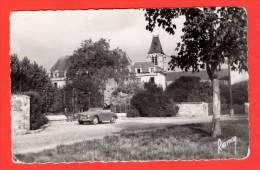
[228,59,234,116]
[211,78,221,137]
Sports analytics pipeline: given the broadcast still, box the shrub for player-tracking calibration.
[127,107,140,117]
[219,80,248,105]
[23,91,48,130]
[166,76,229,103]
[130,82,179,117]
[232,81,248,104]
[166,76,202,102]
[48,89,64,113]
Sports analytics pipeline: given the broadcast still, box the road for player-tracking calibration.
[12,115,246,154]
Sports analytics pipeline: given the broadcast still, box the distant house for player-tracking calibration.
[48,56,70,88]
[131,61,167,89]
[130,35,169,90]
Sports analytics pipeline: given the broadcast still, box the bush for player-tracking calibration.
[24,91,48,130]
[219,80,248,105]
[166,76,229,103]
[127,107,140,117]
[130,82,179,117]
[48,89,64,113]
[166,76,213,103]
[232,81,248,104]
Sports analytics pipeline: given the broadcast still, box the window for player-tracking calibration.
[154,57,158,65]
[54,82,58,88]
[150,67,155,73]
[150,77,155,83]
[54,71,59,78]
[151,56,155,64]
[151,56,158,65]
[136,68,141,73]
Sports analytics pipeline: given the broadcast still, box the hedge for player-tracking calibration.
[129,82,179,117]
[23,91,48,130]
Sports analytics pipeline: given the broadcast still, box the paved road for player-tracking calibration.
[12,115,247,154]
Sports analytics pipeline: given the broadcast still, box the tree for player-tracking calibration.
[10,54,51,129]
[112,78,142,96]
[65,39,130,110]
[221,80,248,105]
[10,54,21,92]
[145,7,247,137]
[10,54,53,93]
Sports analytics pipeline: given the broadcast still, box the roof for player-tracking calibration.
[131,61,164,73]
[166,69,229,82]
[50,56,70,77]
[148,35,164,54]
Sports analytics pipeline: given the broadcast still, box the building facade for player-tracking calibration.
[48,56,70,88]
[130,35,168,90]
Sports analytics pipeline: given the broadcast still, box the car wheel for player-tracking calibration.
[110,117,116,123]
[92,117,99,125]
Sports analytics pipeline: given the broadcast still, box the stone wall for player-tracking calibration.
[11,95,30,135]
[176,102,209,117]
[104,78,118,106]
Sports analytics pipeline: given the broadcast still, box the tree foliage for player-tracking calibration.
[10,54,52,93]
[65,39,131,109]
[166,76,212,102]
[67,39,130,82]
[220,80,248,105]
[166,76,231,103]
[145,7,247,137]
[112,79,142,96]
[145,7,247,79]
[10,54,50,129]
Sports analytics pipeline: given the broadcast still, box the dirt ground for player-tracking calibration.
[12,115,247,154]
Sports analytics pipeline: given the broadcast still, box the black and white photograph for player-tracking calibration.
[10,8,249,163]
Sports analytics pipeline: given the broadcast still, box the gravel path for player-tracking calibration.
[12,115,247,154]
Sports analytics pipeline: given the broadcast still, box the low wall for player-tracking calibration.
[11,95,30,135]
[176,102,209,117]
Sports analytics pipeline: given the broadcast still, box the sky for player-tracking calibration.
[10,9,185,71]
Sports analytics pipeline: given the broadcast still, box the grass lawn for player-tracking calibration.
[15,119,249,162]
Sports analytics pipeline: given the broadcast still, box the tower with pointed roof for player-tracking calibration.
[147,35,168,71]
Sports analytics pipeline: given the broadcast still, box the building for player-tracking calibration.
[130,35,168,90]
[48,56,70,88]
[131,61,167,89]
[147,35,169,71]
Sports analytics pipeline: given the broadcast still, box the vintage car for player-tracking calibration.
[77,107,118,125]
